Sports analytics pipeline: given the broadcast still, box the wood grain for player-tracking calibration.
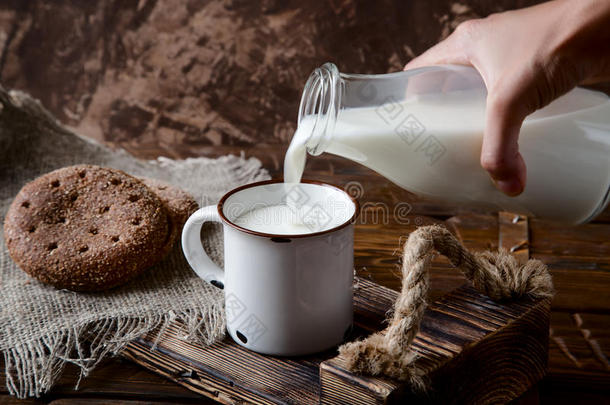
[320,284,550,404]
[498,211,529,263]
[119,274,550,405]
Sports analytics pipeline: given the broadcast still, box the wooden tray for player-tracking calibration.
[121,214,551,404]
[122,278,550,404]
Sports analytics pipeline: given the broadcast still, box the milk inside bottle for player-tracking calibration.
[284,63,610,224]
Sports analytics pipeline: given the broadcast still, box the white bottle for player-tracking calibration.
[284,63,610,224]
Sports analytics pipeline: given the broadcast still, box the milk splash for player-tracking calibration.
[283,117,314,184]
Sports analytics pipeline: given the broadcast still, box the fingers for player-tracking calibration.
[481,93,529,196]
[405,18,533,197]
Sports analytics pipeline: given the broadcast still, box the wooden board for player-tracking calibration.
[122,276,551,404]
[321,284,550,404]
[498,211,529,263]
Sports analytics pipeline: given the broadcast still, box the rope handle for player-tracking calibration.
[339,225,553,388]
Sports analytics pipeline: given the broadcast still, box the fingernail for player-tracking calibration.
[493,178,524,196]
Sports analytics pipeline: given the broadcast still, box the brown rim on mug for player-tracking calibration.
[217,179,360,239]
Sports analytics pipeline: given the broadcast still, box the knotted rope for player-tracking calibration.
[339,225,553,390]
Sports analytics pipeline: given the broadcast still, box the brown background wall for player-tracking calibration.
[0,0,548,160]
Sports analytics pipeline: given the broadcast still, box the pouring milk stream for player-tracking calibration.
[284,63,610,224]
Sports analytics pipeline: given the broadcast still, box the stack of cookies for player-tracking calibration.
[3,165,198,292]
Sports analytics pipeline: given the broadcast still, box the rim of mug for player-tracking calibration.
[217,179,360,239]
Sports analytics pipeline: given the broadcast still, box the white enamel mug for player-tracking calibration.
[181,180,358,356]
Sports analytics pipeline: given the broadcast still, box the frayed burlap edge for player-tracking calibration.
[3,306,225,398]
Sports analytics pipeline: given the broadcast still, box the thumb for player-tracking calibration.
[403,22,472,71]
[481,93,529,196]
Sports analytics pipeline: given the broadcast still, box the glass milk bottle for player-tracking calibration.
[284,63,610,224]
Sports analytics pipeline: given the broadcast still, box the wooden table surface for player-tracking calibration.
[2,144,609,404]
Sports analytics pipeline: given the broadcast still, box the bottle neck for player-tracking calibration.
[297,63,342,156]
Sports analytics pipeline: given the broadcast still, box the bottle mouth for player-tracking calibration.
[297,63,342,156]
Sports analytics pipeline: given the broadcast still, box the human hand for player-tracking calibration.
[404,0,610,196]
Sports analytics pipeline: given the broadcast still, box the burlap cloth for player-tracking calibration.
[0,86,269,398]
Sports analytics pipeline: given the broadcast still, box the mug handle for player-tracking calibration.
[181,205,225,289]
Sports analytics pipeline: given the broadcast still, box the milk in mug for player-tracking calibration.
[233,203,345,234]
